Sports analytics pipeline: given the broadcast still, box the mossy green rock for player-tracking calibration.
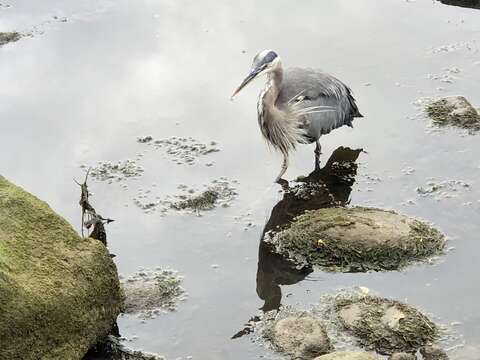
[0,176,122,360]
[265,207,445,272]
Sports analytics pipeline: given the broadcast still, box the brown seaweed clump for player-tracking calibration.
[426,96,480,132]
[171,189,219,211]
[0,31,21,46]
[335,294,438,355]
[265,207,446,272]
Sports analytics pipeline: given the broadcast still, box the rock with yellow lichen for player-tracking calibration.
[0,176,122,360]
[265,206,446,272]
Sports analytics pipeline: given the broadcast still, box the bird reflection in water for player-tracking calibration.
[232,146,362,339]
[438,0,480,9]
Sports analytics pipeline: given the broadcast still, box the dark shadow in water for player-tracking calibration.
[232,146,363,339]
[439,0,480,9]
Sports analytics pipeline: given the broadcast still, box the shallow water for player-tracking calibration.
[1,0,480,359]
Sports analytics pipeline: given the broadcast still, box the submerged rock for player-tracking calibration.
[0,176,122,360]
[426,96,480,131]
[0,31,21,46]
[314,352,376,360]
[121,268,186,319]
[265,207,445,272]
[335,294,438,355]
[271,315,332,359]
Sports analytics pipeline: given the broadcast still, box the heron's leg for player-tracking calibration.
[275,155,289,183]
[314,140,322,170]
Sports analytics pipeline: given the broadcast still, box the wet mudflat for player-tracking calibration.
[1,0,480,359]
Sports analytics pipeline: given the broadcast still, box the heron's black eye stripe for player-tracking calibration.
[263,51,278,64]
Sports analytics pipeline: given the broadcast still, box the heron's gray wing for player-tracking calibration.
[276,68,362,139]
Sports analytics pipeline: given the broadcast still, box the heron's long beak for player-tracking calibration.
[231,68,261,99]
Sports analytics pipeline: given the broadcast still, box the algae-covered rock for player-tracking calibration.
[271,315,332,359]
[0,31,21,46]
[0,176,122,360]
[314,352,376,360]
[265,206,445,272]
[335,294,438,355]
[426,96,480,131]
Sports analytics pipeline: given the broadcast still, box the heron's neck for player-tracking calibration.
[262,67,283,107]
[258,66,283,126]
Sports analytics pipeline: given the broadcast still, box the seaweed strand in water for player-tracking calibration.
[75,169,114,245]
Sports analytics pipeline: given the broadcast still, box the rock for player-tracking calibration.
[0,31,21,46]
[420,345,449,360]
[265,207,445,272]
[426,96,480,131]
[389,353,417,360]
[0,176,122,360]
[314,352,376,359]
[270,315,332,359]
[122,268,186,318]
[335,294,438,355]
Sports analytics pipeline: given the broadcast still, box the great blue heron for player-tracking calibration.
[231,49,363,182]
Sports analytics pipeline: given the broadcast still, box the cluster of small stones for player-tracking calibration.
[416,179,471,200]
[121,267,187,320]
[132,177,238,214]
[137,135,220,166]
[83,160,144,183]
[0,3,12,8]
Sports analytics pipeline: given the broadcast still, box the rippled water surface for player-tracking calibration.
[1,1,480,359]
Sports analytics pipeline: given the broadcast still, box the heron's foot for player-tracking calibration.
[275,178,289,190]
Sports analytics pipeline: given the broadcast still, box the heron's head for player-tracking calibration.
[231,50,280,99]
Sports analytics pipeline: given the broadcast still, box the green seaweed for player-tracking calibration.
[0,176,122,360]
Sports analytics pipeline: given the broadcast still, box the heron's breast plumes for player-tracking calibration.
[257,93,308,156]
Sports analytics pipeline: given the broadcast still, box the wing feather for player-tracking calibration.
[276,68,362,140]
